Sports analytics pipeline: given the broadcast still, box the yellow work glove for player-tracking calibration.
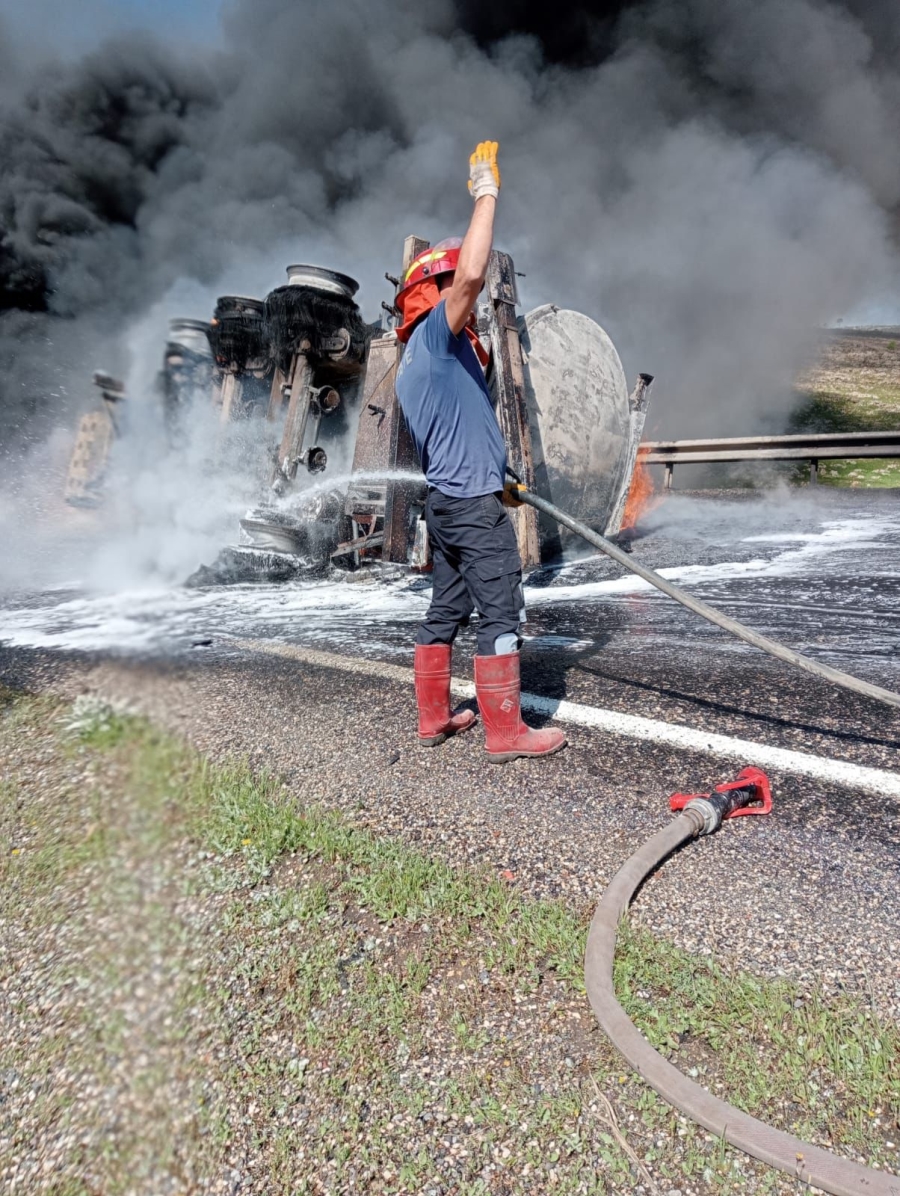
[468,140,501,201]
[502,481,525,507]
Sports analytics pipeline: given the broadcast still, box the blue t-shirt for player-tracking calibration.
[395,300,507,498]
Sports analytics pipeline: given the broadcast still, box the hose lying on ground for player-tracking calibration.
[517,487,900,712]
[583,797,899,1196]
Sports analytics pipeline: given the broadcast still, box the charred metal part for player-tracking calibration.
[605,372,655,536]
[481,251,540,567]
[618,372,655,444]
[346,483,386,514]
[632,372,655,411]
[265,265,367,374]
[318,330,352,357]
[403,236,430,271]
[310,386,341,415]
[163,318,214,425]
[267,265,371,494]
[344,329,424,567]
[331,527,386,561]
[92,372,126,404]
[265,365,290,423]
[185,546,315,587]
[208,296,269,374]
[240,517,306,555]
[218,374,240,424]
[377,234,429,328]
[64,374,128,506]
[232,488,344,572]
[518,305,640,556]
[273,353,314,487]
[168,318,213,359]
[285,264,359,297]
[207,296,273,424]
[297,387,343,463]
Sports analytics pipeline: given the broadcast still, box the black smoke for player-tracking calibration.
[0,0,898,453]
[455,0,627,64]
[0,40,216,316]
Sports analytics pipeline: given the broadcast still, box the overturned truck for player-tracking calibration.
[67,236,652,579]
[198,235,653,583]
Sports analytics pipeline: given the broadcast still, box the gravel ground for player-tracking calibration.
[9,683,866,1196]
[0,699,223,1193]
[2,641,898,1027]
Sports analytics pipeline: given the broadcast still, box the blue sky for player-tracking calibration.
[0,0,225,58]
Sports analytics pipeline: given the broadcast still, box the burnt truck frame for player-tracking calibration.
[68,236,653,582]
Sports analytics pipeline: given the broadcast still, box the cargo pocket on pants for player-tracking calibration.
[472,550,526,626]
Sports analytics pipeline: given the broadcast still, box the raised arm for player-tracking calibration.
[444,141,500,336]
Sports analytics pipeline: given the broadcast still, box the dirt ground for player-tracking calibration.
[1,651,898,1196]
[798,327,900,411]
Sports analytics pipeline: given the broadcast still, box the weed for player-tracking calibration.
[63,695,134,747]
[615,921,900,1156]
[3,688,898,1195]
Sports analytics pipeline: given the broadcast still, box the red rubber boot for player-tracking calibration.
[474,653,567,763]
[414,644,477,746]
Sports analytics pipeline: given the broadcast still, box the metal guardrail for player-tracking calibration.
[640,430,900,486]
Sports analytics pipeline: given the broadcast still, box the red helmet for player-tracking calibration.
[397,237,462,297]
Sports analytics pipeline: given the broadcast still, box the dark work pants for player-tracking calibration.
[416,489,524,656]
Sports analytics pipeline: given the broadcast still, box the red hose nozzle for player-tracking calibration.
[669,767,773,822]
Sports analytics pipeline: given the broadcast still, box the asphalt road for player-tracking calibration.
[1,486,899,1016]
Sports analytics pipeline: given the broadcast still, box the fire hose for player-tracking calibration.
[515,485,900,712]
[508,485,898,1189]
[583,770,898,1196]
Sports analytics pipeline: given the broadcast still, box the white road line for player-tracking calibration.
[235,637,900,799]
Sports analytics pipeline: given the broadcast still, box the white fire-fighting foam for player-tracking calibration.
[2,495,900,671]
[533,515,900,605]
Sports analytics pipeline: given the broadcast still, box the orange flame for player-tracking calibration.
[621,449,660,530]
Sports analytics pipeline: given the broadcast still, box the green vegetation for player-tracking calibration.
[617,923,899,1154]
[789,328,900,487]
[2,691,898,1193]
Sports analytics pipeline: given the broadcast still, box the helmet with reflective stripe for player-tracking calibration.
[397,237,463,297]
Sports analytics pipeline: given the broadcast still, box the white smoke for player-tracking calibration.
[1,0,899,593]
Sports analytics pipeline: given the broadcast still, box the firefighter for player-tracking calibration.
[394,141,567,763]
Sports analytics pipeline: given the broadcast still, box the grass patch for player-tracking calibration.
[787,330,900,487]
[813,458,900,488]
[790,389,900,435]
[616,923,900,1156]
[63,694,135,748]
[789,389,900,487]
[2,688,898,1194]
